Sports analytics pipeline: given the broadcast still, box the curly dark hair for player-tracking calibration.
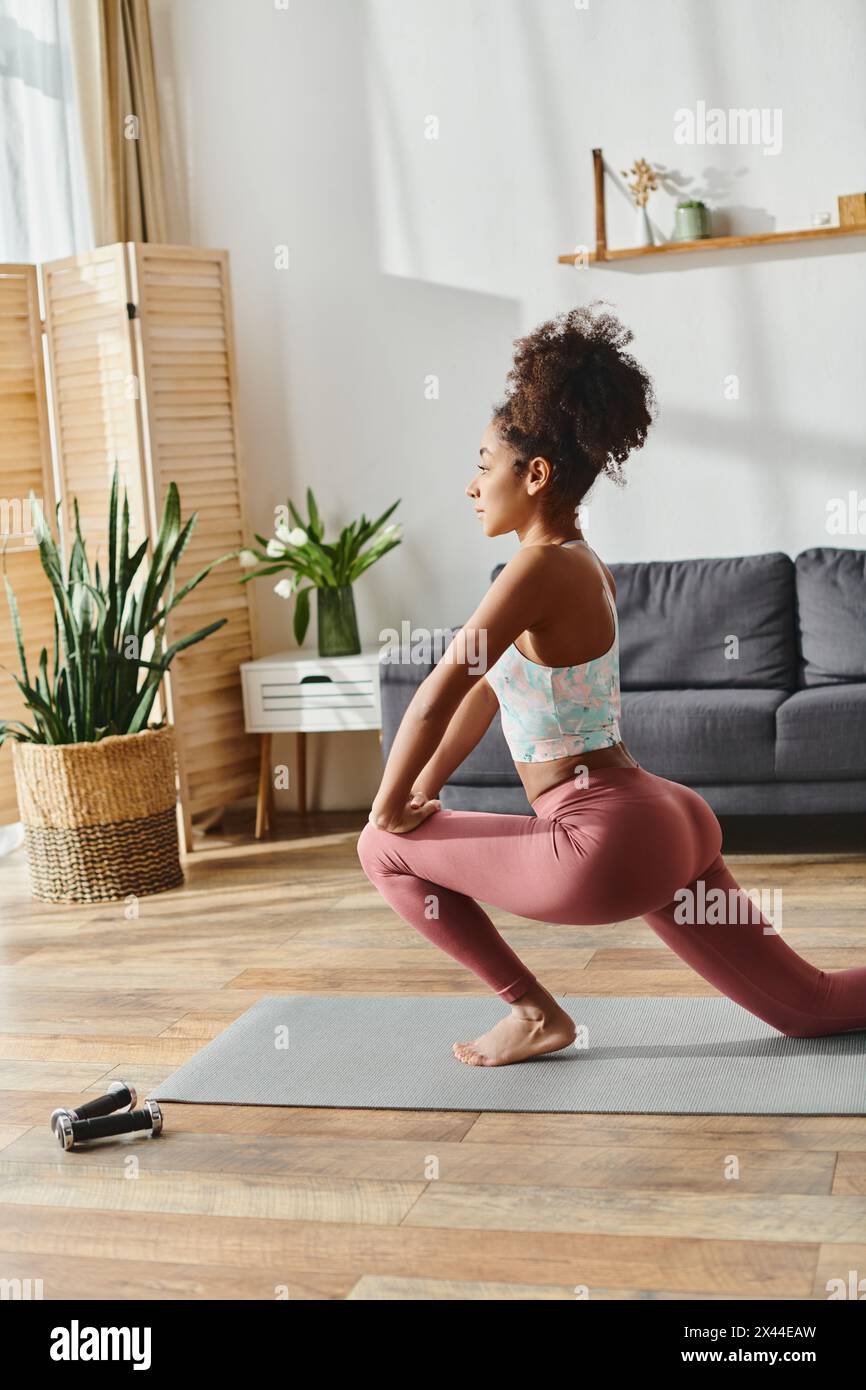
[491,301,657,525]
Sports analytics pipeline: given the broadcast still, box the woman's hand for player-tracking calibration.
[368,789,442,834]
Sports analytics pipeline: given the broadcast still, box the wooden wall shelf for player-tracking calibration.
[560,147,866,265]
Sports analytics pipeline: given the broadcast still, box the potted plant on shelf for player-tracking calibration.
[0,465,231,904]
[233,488,402,657]
[673,199,711,241]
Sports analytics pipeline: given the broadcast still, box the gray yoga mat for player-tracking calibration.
[147,994,866,1115]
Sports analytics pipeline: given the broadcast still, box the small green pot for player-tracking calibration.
[673,203,710,241]
[317,584,361,657]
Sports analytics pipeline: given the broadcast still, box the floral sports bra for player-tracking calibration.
[483,539,622,763]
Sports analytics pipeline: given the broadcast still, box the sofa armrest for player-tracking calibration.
[379,625,465,761]
[379,655,431,762]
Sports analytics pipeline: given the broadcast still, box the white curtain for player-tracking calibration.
[0,0,93,262]
[0,1,93,852]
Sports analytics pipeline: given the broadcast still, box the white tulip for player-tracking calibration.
[275,523,294,545]
[266,537,287,558]
[238,549,258,567]
[288,526,308,546]
[274,578,294,598]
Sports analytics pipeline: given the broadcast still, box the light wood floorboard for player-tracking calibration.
[1,806,864,1300]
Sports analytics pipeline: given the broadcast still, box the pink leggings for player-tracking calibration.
[357,766,866,1038]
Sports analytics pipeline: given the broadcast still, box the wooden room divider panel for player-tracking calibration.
[11,242,261,851]
[40,244,149,552]
[0,264,58,826]
[126,244,260,841]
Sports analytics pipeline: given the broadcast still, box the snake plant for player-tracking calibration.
[0,464,230,745]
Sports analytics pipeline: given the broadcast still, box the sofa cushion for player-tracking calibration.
[775,684,866,779]
[795,547,866,686]
[609,552,797,690]
[619,688,786,782]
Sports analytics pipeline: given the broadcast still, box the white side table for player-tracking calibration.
[240,647,383,836]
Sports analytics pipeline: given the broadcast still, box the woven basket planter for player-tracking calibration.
[11,725,185,904]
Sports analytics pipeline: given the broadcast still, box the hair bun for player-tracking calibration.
[491,302,657,517]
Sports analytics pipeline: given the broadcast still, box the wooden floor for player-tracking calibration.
[1,806,865,1301]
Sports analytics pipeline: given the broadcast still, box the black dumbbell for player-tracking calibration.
[50,1080,137,1134]
[55,1099,163,1151]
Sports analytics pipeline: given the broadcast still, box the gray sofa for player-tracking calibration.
[378,547,866,817]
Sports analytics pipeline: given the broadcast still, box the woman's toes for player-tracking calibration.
[454,1041,481,1065]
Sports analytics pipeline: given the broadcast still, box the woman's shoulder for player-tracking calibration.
[575,542,617,599]
[498,540,616,599]
[597,558,617,598]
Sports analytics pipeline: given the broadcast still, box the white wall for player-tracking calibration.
[149,0,866,809]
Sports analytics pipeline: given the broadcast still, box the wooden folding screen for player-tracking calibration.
[0,264,58,827]
[1,244,260,851]
[126,244,261,842]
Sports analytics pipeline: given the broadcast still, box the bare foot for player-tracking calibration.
[453,990,576,1067]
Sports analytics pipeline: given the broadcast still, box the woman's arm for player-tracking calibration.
[410,673,500,799]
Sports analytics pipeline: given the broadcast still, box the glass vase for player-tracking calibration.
[317,584,361,657]
[634,205,654,246]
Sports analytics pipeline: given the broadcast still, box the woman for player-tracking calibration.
[356,303,866,1067]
